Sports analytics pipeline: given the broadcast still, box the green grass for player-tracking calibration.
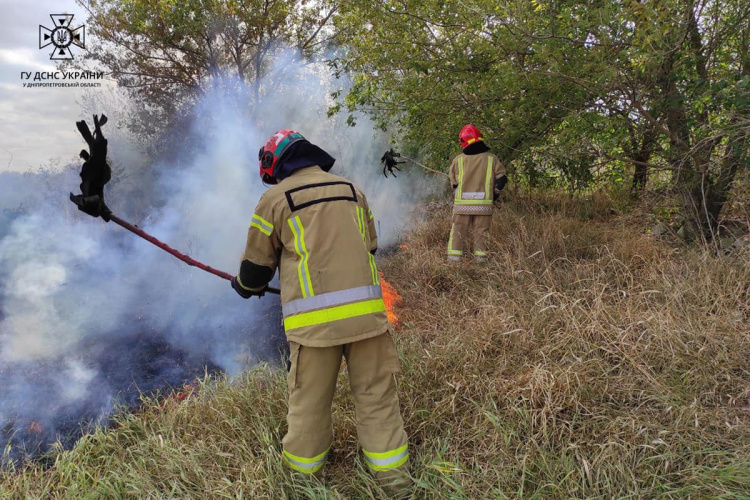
[2,192,749,498]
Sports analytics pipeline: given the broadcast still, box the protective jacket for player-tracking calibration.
[449,149,506,215]
[236,164,409,489]
[237,166,388,347]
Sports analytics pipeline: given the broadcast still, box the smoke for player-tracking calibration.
[0,51,441,462]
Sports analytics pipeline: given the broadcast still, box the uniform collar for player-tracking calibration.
[462,142,490,155]
[287,165,323,177]
[275,141,336,180]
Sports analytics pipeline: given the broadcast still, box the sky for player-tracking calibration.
[0,0,95,173]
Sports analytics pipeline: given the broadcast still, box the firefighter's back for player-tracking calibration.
[451,150,499,215]
[264,166,388,347]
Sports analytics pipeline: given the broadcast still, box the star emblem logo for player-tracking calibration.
[39,14,85,60]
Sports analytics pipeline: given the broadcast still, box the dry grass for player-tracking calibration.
[2,192,749,498]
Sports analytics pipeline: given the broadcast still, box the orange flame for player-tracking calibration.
[155,380,200,411]
[174,380,200,402]
[28,421,43,434]
[399,244,409,251]
[379,271,402,326]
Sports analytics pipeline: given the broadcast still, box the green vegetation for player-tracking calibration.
[336,0,750,241]
[79,0,749,242]
[3,193,748,498]
[79,0,337,140]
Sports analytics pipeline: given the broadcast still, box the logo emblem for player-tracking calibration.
[39,14,85,60]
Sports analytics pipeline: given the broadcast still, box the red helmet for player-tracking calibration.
[459,124,483,148]
[258,129,306,184]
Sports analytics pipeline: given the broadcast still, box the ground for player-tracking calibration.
[2,192,749,499]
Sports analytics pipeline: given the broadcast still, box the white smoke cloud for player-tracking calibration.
[61,359,97,401]
[0,51,441,459]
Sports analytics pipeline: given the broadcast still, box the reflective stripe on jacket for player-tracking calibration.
[240,166,388,347]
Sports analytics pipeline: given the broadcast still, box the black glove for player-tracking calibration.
[231,276,266,299]
[71,114,112,220]
[493,175,508,201]
[380,148,406,178]
[69,193,112,221]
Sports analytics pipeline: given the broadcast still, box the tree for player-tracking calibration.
[622,0,750,240]
[335,0,749,241]
[335,2,636,166]
[78,0,338,141]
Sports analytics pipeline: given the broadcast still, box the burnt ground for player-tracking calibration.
[0,299,285,467]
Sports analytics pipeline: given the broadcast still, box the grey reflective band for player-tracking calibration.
[252,215,273,233]
[285,455,325,470]
[365,449,408,466]
[282,285,383,318]
[363,444,409,470]
[289,216,313,298]
[283,449,328,473]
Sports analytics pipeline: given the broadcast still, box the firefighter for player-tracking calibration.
[447,124,507,262]
[231,130,410,495]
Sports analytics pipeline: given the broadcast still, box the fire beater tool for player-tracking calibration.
[380,149,449,179]
[68,114,279,296]
[380,148,407,178]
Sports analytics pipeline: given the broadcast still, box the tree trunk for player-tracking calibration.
[705,137,747,234]
[630,124,658,196]
[677,168,706,242]
[671,2,747,242]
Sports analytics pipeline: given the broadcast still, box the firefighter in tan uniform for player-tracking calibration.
[447,124,507,262]
[230,130,409,495]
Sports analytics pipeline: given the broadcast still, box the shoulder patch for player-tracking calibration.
[284,181,358,212]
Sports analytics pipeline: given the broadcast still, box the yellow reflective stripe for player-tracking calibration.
[284,299,385,331]
[288,219,305,297]
[250,214,273,236]
[250,222,271,236]
[368,253,379,285]
[356,207,379,285]
[368,208,374,221]
[485,156,493,200]
[455,157,464,201]
[363,443,408,460]
[363,444,409,471]
[356,205,367,239]
[283,448,328,464]
[283,448,328,474]
[253,214,273,229]
[282,285,382,317]
[298,217,313,297]
[288,216,314,298]
[362,209,368,242]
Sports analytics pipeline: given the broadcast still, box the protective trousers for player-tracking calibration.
[447,214,492,261]
[282,332,409,485]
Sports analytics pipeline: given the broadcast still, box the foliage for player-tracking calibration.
[78,0,338,141]
[335,0,750,240]
[334,1,611,166]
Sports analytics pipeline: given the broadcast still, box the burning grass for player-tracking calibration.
[380,271,403,326]
[2,192,750,498]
